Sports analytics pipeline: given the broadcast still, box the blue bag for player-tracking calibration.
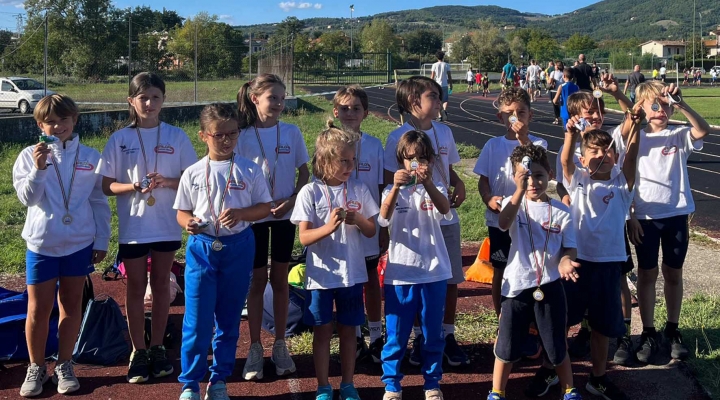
[72,295,130,365]
[261,283,310,338]
[0,287,59,362]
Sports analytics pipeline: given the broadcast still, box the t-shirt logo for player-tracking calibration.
[357,162,371,172]
[229,180,246,190]
[346,200,362,211]
[120,145,138,155]
[75,160,94,171]
[276,144,291,154]
[438,146,448,156]
[420,199,434,211]
[602,191,615,204]
[155,144,175,154]
[661,145,678,156]
[542,221,561,234]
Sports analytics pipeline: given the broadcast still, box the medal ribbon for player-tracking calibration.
[524,198,553,287]
[321,181,347,219]
[253,124,280,198]
[136,124,161,187]
[204,154,235,239]
[408,121,449,188]
[51,142,80,217]
[355,134,363,179]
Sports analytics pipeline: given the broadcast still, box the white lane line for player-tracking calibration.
[692,188,720,200]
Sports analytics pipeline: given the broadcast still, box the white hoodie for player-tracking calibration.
[13,134,111,257]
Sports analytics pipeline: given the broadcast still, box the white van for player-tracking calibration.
[0,77,56,114]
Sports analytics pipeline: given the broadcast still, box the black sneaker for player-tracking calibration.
[149,345,174,378]
[665,329,689,360]
[368,337,384,364]
[355,336,368,360]
[443,334,470,366]
[408,334,423,366]
[568,327,591,358]
[586,374,630,400]
[127,349,150,383]
[636,331,660,364]
[613,336,635,366]
[523,366,559,397]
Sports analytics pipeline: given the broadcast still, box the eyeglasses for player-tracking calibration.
[205,131,240,141]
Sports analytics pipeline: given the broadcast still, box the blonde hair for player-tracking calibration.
[635,80,665,106]
[312,119,360,181]
[33,94,79,122]
[567,91,605,117]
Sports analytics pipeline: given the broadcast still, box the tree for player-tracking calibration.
[563,33,597,54]
[359,19,399,54]
[316,31,350,53]
[0,30,12,55]
[449,34,474,63]
[404,29,442,57]
[470,20,509,72]
[273,16,305,41]
[527,37,560,62]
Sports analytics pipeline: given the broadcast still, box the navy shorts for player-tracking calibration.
[440,86,449,102]
[488,227,511,270]
[634,215,689,270]
[303,284,365,326]
[564,260,625,338]
[495,280,568,365]
[118,240,182,260]
[26,243,94,285]
[251,219,296,268]
[622,224,635,275]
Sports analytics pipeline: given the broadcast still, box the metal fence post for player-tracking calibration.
[128,10,132,88]
[387,49,391,83]
[194,22,198,103]
[337,53,340,84]
[43,12,48,96]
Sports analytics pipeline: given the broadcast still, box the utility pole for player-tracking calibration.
[128,9,132,87]
[350,5,354,53]
[43,12,47,96]
[248,31,252,77]
[194,22,198,103]
[693,0,696,69]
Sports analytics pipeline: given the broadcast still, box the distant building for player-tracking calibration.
[703,39,719,58]
[640,40,686,58]
[442,38,456,57]
[245,38,267,55]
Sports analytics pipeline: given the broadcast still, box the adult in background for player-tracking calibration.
[526,59,542,102]
[659,65,667,82]
[548,60,565,124]
[545,61,555,94]
[623,65,646,103]
[500,59,517,92]
[574,54,595,91]
[430,51,453,121]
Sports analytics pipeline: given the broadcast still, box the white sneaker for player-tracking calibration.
[53,360,80,394]
[20,363,49,397]
[270,339,296,376]
[242,342,265,380]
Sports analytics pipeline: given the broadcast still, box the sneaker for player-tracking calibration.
[665,329,689,360]
[127,349,150,383]
[271,339,297,376]
[368,337,384,364]
[356,336,368,360]
[636,331,660,364]
[149,345,174,378]
[563,388,583,400]
[523,366,559,397]
[20,363,49,397]
[443,334,470,366]
[205,381,230,400]
[487,392,505,400]
[180,389,201,400]
[441,110,449,121]
[586,374,629,400]
[383,391,402,400]
[243,342,265,380]
[316,385,333,400]
[408,334,423,366]
[340,384,361,400]
[613,336,635,366]
[53,360,80,394]
[568,327,591,358]
[425,388,443,400]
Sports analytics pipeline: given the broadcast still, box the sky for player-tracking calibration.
[0,0,602,31]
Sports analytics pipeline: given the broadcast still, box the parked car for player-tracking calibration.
[0,77,56,114]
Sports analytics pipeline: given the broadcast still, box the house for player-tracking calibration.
[703,39,720,57]
[245,38,267,55]
[442,38,456,57]
[640,40,686,58]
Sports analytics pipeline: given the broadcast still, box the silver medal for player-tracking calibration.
[651,102,660,112]
[509,115,519,124]
[592,89,603,99]
[211,239,223,251]
[533,288,545,301]
[62,214,73,225]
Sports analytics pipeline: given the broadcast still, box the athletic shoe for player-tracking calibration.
[441,110,449,121]
[425,388,444,400]
[180,389,201,400]
[127,349,150,383]
[443,334,470,366]
[383,391,402,400]
[487,392,505,400]
[205,381,230,400]
[523,366,559,397]
[665,329,689,360]
[243,342,265,380]
[316,385,333,400]
[356,336,368,360]
[563,388,583,400]
[568,327,591,358]
[368,337,384,364]
[271,339,296,376]
[20,363,49,397]
[636,331,660,364]
[340,384,361,400]
[408,334,423,366]
[53,360,80,394]
[586,374,629,400]
[613,336,635,366]
[149,344,174,378]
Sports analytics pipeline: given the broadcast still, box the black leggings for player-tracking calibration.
[550,91,560,119]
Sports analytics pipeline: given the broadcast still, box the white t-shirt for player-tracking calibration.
[97,123,198,244]
[634,126,702,219]
[235,122,310,223]
[432,61,450,87]
[551,70,564,87]
[290,179,379,290]
[473,135,548,228]
[660,67,667,75]
[527,65,541,81]
[569,168,634,262]
[556,126,624,187]
[356,133,384,257]
[377,184,453,286]
[466,70,474,81]
[501,197,575,298]
[174,155,272,236]
[384,121,461,226]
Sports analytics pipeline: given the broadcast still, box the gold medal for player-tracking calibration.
[211,239,223,251]
[533,288,545,301]
[147,195,156,206]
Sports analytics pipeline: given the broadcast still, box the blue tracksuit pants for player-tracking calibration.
[178,230,254,392]
[381,280,447,392]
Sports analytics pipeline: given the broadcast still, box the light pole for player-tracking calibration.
[699,12,703,70]
[693,0,696,69]
[441,18,445,53]
[629,52,633,69]
[350,5,354,53]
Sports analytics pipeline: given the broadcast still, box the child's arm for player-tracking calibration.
[298,210,344,246]
[671,88,711,141]
[600,73,633,113]
[552,88,562,105]
[622,105,645,191]
[272,163,310,218]
[345,211,376,238]
[479,175,503,214]
[556,183,571,207]
[13,145,50,207]
[561,130,579,185]
[417,163,450,214]
[102,176,151,196]
[218,203,272,228]
[380,170,412,220]
[498,168,528,231]
[449,165,465,207]
[177,210,204,235]
[558,247,581,282]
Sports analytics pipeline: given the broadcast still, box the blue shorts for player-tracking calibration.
[564,260,625,338]
[26,243,94,285]
[303,284,365,326]
[440,86,449,102]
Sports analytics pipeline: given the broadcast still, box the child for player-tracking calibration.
[98,72,198,383]
[383,76,469,367]
[14,94,110,397]
[235,73,310,380]
[628,81,710,364]
[466,67,475,93]
[174,103,272,400]
[487,144,580,400]
[291,121,379,400]
[482,74,490,97]
[379,130,452,400]
[474,87,547,316]
[475,71,483,93]
[332,85,386,363]
[553,68,579,128]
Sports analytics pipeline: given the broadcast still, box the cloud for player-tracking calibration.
[298,2,311,8]
[279,1,296,11]
[218,14,234,24]
[314,3,322,9]
[278,1,322,11]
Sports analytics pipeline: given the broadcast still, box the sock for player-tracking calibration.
[443,324,455,338]
[665,322,679,334]
[590,373,605,385]
[624,318,632,338]
[356,325,362,338]
[491,389,505,397]
[369,321,383,342]
[643,326,656,335]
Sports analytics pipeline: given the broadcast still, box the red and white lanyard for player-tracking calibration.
[136,124,161,178]
[253,124,280,198]
[204,154,235,238]
[524,198,553,287]
[321,181,347,215]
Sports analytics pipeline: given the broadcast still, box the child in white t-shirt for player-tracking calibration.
[332,85,386,363]
[98,72,198,383]
[174,104,272,400]
[379,130,452,400]
[628,81,711,364]
[235,73,310,379]
[291,121,378,400]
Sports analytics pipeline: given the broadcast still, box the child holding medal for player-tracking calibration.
[487,144,580,400]
[98,72,198,383]
[174,103,272,400]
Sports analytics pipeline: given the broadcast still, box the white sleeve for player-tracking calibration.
[499,196,513,232]
[384,134,399,173]
[173,168,195,211]
[473,141,492,176]
[561,213,577,250]
[360,183,379,218]
[89,169,111,252]
[682,127,703,152]
[13,147,49,207]
[290,185,315,225]
[568,168,584,196]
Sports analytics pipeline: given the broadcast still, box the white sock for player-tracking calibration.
[443,324,455,338]
[369,321,383,342]
[413,326,423,338]
[356,325,362,338]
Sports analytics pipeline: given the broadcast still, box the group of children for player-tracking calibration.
[12,68,709,400]
[465,68,490,96]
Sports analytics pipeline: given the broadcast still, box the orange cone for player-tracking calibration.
[465,237,494,283]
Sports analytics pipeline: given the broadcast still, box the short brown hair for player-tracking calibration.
[200,103,238,132]
[33,94,79,122]
[333,84,368,111]
[567,91,605,117]
[580,129,616,156]
[510,143,551,175]
[395,130,435,168]
[396,76,442,115]
[312,119,360,181]
[497,87,531,110]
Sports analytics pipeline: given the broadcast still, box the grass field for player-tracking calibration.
[604,86,720,126]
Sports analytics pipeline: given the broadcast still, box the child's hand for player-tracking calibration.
[486,195,503,213]
[344,210,361,226]
[147,172,166,188]
[91,250,107,264]
[450,181,466,208]
[599,73,619,93]
[513,166,529,193]
[32,142,51,170]
[628,102,646,124]
[559,258,581,282]
[627,216,644,246]
[271,198,293,218]
[510,119,529,143]
[561,195,572,207]
[415,164,431,185]
[219,208,244,228]
[662,83,682,107]
[186,218,204,234]
[393,170,412,187]
[326,207,344,233]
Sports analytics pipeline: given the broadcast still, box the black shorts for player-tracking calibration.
[635,215,689,270]
[622,223,635,275]
[365,255,380,272]
[251,219,296,268]
[495,280,567,365]
[488,227,511,270]
[118,241,182,260]
[564,260,625,338]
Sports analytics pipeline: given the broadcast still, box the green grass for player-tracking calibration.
[604,86,720,126]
